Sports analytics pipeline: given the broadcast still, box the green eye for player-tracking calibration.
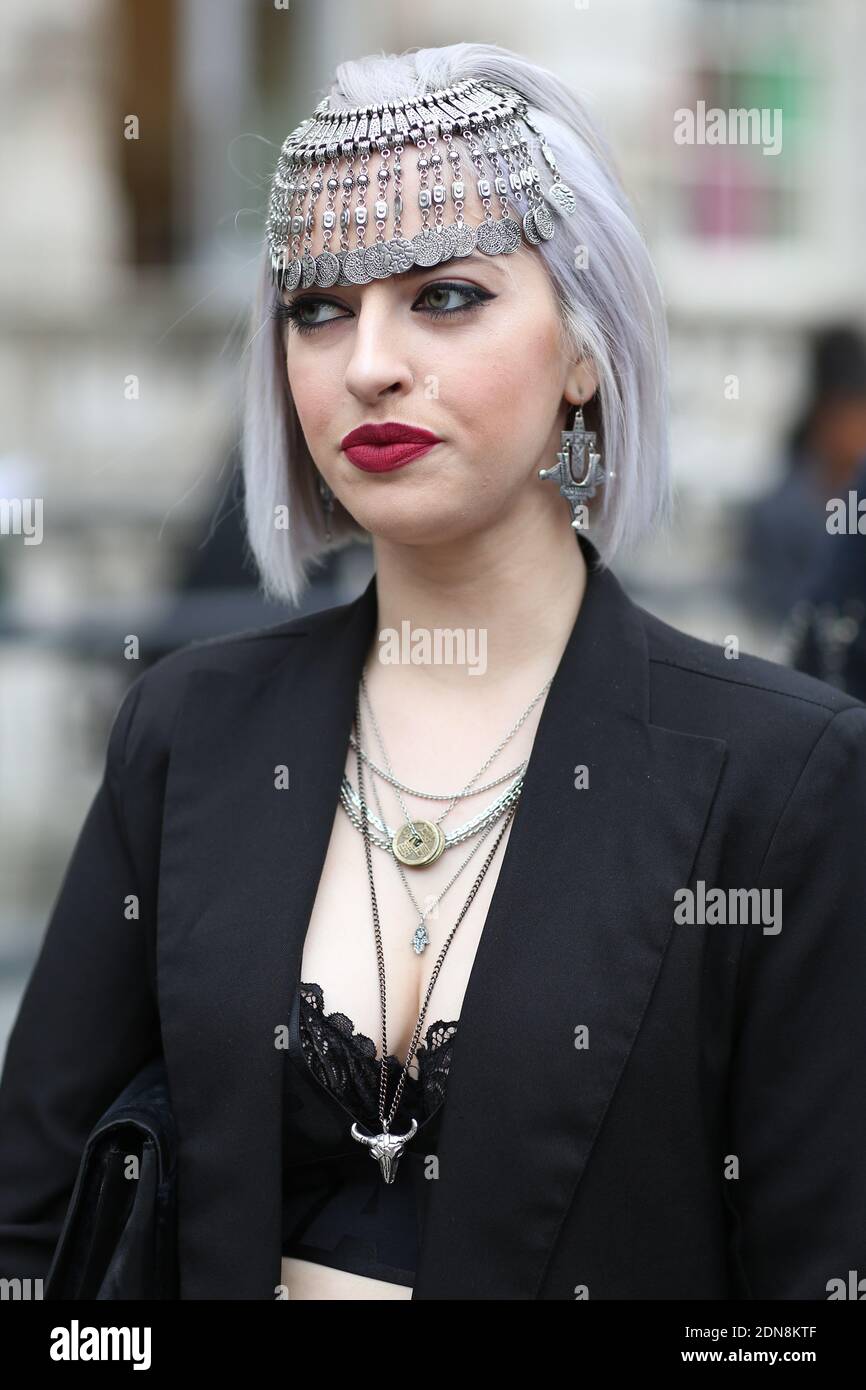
[416,283,494,318]
[295,300,345,328]
[421,284,462,311]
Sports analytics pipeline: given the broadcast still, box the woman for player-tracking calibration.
[1,43,865,1302]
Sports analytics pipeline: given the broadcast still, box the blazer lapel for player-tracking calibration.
[156,536,727,1299]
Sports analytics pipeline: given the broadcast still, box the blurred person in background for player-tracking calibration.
[742,324,866,622]
[784,447,866,700]
[1,43,865,1304]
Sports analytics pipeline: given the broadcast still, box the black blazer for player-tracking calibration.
[2,534,866,1300]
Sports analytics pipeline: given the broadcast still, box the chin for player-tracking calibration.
[359,505,477,547]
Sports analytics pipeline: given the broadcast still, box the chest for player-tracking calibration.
[298,748,518,1066]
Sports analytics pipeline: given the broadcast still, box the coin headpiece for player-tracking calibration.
[265,77,577,292]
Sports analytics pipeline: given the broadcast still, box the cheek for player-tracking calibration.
[285,356,333,440]
[457,314,563,444]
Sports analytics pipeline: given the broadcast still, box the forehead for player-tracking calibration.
[269,135,527,272]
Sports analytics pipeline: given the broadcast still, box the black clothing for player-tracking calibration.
[1,534,865,1299]
[280,982,456,1287]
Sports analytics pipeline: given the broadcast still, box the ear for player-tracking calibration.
[564,359,599,408]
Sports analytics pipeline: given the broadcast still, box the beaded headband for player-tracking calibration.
[265,77,576,293]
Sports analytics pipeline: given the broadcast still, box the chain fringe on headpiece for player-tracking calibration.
[265,77,577,292]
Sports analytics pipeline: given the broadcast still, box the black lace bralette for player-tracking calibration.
[296,981,459,1126]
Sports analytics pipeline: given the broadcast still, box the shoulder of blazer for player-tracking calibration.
[632,595,866,783]
[111,597,352,770]
[638,598,864,714]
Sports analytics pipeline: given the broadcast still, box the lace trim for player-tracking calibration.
[297,981,458,1126]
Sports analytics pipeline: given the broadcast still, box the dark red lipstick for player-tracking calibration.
[340,421,442,472]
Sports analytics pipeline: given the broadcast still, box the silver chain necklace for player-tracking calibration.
[350,686,518,1184]
[346,732,528,799]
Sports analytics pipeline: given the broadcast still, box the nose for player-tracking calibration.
[343,289,415,403]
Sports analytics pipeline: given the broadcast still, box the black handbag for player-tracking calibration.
[44,1056,178,1299]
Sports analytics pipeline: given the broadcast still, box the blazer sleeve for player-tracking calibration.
[0,672,163,1281]
[726,702,866,1299]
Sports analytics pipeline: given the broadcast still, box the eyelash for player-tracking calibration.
[270,281,494,336]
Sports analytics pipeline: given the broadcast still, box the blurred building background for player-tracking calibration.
[2,0,866,1050]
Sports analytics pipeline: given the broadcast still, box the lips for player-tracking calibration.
[341,422,442,473]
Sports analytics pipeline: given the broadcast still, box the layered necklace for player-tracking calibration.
[340,671,553,949]
[345,671,552,1182]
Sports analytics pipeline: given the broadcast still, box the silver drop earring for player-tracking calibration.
[538,401,606,530]
[318,475,335,542]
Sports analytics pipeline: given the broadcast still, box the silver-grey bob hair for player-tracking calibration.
[242,41,671,608]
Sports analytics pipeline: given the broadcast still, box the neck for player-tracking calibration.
[366,500,588,696]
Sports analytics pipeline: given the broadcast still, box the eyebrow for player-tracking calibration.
[406,252,506,277]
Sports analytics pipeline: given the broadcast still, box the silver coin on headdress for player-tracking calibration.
[533,203,556,241]
[280,256,302,291]
[437,227,456,262]
[499,216,522,253]
[387,237,416,273]
[343,247,373,284]
[450,223,476,257]
[522,208,541,245]
[412,229,442,267]
[548,180,577,216]
[476,218,507,256]
[314,250,341,287]
[436,224,458,262]
[300,252,318,287]
[364,241,395,279]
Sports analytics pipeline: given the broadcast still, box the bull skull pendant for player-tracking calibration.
[351,1117,419,1183]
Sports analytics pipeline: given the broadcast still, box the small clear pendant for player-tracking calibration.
[412,923,430,954]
